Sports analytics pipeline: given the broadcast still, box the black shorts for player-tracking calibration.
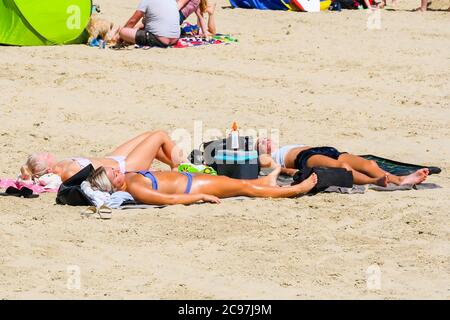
[295,147,345,170]
[135,30,168,48]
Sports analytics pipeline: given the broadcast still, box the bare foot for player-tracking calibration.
[267,166,281,186]
[412,1,431,11]
[294,173,318,194]
[398,169,429,185]
[374,175,389,187]
[258,167,281,187]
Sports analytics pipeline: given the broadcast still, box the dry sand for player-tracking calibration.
[0,0,449,299]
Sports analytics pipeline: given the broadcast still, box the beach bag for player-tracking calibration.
[189,136,254,170]
[332,0,359,9]
[56,164,94,206]
[293,167,353,193]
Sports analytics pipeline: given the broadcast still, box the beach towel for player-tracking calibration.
[359,155,441,176]
[368,183,441,192]
[131,34,238,50]
[229,0,288,10]
[261,153,442,193]
[275,174,441,193]
[0,176,59,194]
[173,34,238,49]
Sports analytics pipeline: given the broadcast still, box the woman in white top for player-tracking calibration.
[256,138,429,187]
[20,130,188,183]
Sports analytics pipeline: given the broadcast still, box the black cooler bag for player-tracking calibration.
[293,167,353,193]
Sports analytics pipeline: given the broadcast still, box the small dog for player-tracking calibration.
[86,6,119,46]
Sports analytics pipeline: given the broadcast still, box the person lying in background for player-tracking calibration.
[21,130,188,183]
[114,0,180,48]
[87,166,318,205]
[256,138,429,187]
[177,0,217,36]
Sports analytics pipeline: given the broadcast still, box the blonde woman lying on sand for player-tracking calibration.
[256,138,429,187]
[86,166,318,205]
[21,130,188,183]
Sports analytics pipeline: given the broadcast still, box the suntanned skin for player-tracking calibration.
[105,167,318,206]
[177,0,217,36]
[257,139,429,187]
[24,130,188,182]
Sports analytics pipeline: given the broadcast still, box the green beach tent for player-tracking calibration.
[0,0,92,46]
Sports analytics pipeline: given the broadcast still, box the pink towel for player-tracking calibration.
[0,179,58,194]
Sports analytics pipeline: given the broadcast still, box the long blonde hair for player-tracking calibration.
[199,0,208,14]
[20,154,49,180]
[86,167,115,193]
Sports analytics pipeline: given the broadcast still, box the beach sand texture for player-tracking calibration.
[0,0,449,299]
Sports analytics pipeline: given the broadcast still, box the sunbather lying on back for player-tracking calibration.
[86,166,318,206]
[20,130,188,183]
[256,138,429,187]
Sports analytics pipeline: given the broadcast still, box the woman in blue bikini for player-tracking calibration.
[20,130,188,182]
[87,166,318,205]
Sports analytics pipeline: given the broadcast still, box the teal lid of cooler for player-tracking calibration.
[214,150,258,162]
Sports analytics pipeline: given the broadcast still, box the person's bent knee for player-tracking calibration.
[152,130,170,140]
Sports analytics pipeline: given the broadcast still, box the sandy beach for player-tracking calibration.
[0,0,449,299]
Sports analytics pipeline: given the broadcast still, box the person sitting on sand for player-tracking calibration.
[256,138,429,187]
[177,0,217,36]
[86,166,318,205]
[20,130,188,183]
[114,0,180,48]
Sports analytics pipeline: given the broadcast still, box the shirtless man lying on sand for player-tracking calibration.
[256,138,429,187]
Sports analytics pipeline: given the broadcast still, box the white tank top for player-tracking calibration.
[271,144,305,167]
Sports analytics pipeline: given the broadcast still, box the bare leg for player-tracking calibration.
[119,27,137,44]
[338,153,429,185]
[307,155,388,186]
[413,0,429,11]
[192,172,317,198]
[205,2,217,34]
[109,131,187,169]
[244,167,280,187]
[112,131,187,171]
[109,131,158,156]
[338,154,387,178]
[420,0,428,11]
